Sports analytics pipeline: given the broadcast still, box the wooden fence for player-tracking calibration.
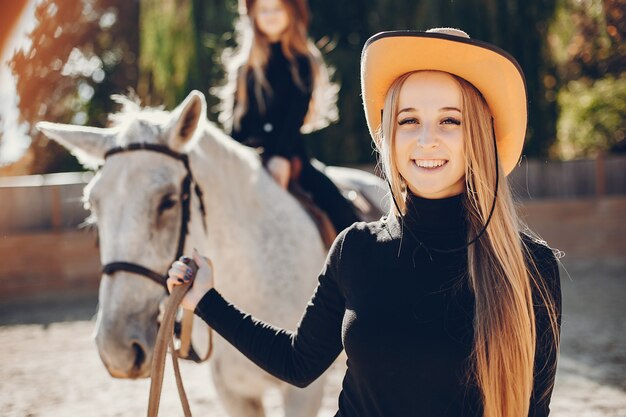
[0,156,625,301]
[507,153,626,199]
[0,172,100,301]
[1,155,625,233]
[0,172,94,233]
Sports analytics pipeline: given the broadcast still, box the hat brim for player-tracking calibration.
[361,31,527,175]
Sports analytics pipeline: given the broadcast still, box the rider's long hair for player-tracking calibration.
[218,0,338,133]
[376,71,560,417]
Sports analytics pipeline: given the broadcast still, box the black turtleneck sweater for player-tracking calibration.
[195,193,561,417]
[231,42,312,159]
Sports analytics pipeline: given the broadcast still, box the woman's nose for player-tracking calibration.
[417,124,439,148]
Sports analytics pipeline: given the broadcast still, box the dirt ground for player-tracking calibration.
[1,259,624,417]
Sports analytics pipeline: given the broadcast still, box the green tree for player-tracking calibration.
[556,75,626,158]
[8,0,139,174]
[136,0,239,113]
[8,0,582,174]
[137,0,199,107]
[549,0,626,158]
[307,0,559,164]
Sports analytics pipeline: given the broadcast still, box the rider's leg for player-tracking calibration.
[298,160,360,233]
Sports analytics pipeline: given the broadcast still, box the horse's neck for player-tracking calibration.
[189,123,276,232]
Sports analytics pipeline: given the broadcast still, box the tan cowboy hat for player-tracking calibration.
[361,28,527,175]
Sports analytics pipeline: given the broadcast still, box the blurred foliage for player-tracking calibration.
[9,0,138,174]
[144,0,239,115]
[550,0,625,79]
[138,0,200,106]
[5,0,625,174]
[306,0,559,163]
[556,75,626,158]
[548,0,626,158]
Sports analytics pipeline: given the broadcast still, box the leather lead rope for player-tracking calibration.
[148,258,211,417]
[147,279,193,417]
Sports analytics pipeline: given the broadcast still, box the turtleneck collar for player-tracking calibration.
[386,192,469,251]
[404,192,466,234]
[270,41,284,55]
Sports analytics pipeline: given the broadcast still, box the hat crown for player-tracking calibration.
[426,27,470,39]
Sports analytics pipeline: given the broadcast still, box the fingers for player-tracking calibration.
[166,276,179,294]
[167,249,214,296]
[169,261,189,278]
[192,248,212,269]
[166,261,193,294]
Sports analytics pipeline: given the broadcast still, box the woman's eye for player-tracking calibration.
[158,194,177,214]
[398,118,418,126]
[442,117,461,125]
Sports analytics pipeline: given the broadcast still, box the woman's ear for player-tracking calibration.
[166,90,207,153]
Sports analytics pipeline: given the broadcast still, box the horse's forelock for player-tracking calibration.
[107,95,171,146]
[108,95,168,128]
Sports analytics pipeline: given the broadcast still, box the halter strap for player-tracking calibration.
[101,143,207,290]
[102,262,166,287]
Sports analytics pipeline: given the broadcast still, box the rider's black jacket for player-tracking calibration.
[231,41,358,232]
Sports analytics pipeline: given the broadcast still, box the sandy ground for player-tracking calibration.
[0,259,624,417]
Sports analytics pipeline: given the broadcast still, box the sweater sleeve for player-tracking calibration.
[193,228,349,388]
[526,240,562,417]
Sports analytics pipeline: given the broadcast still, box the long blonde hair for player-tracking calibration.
[376,71,560,417]
[218,0,338,133]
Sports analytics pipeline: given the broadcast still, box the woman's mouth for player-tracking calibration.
[412,159,448,170]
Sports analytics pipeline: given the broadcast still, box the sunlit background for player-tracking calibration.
[0,1,624,416]
[0,0,624,175]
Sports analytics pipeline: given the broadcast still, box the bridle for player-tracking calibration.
[100,142,211,363]
[101,142,207,289]
[98,142,213,415]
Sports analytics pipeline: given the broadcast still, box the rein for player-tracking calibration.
[99,143,212,415]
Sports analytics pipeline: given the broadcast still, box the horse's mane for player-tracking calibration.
[107,94,170,130]
[104,93,262,179]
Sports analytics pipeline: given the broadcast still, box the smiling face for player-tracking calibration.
[393,71,466,199]
[253,0,290,42]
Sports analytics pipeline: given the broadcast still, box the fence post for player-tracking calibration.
[595,151,606,197]
[51,185,62,230]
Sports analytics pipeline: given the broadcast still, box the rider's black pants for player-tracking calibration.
[298,159,360,233]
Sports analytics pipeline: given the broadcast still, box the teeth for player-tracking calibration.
[414,159,446,168]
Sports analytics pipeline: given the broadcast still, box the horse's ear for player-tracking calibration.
[36,122,117,169]
[167,90,206,153]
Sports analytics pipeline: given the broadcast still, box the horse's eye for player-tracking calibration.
[158,194,177,214]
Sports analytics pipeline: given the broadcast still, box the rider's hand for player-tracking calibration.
[167,248,215,311]
[267,156,290,189]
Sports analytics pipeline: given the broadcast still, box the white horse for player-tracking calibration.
[37,90,387,417]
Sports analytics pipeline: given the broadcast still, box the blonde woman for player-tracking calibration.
[219,0,358,232]
[170,28,561,417]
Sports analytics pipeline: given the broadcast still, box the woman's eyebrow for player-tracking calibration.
[397,106,461,115]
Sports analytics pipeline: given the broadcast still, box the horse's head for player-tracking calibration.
[37,90,207,378]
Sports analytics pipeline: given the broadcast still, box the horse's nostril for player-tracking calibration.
[132,342,146,370]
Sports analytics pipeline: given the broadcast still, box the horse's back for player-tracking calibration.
[323,164,390,222]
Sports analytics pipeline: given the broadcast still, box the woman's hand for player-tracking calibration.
[267,156,291,189]
[167,248,215,311]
